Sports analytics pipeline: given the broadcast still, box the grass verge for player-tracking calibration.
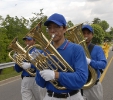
[0,67,20,81]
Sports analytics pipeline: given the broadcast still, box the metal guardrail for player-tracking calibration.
[0,62,15,69]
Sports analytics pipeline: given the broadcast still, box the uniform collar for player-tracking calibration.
[88,42,92,47]
[57,39,69,50]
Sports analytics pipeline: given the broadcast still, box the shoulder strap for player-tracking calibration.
[88,43,95,54]
[88,43,103,74]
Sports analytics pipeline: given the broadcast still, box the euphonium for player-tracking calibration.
[8,37,36,76]
[66,23,97,89]
[26,20,74,90]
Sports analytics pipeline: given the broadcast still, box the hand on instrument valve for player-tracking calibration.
[21,62,31,70]
[30,50,39,60]
[86,57,91,65]
[39,69,55,81]
[13,52,18,59]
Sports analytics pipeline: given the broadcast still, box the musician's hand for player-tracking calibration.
[39,69,55,81]
[30,52,39,59]
[21,62,31,69]
[86,57,91,65]
[13,53,18,59]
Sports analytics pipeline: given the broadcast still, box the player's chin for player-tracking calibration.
[86,40,90,44]
[53,38,59,42]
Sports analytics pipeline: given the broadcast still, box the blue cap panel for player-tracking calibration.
[82,25,93,33]
[23,36,33,40]
[44,13,66,26]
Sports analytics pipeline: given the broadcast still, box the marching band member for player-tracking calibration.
[14,36,46,100]
[82,25,107,100]
[102,41,110,59]
[35,13,88,100]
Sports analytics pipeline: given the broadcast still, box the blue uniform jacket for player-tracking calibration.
[14,47,37,76]
[35,39,88,93]
[89,45,107,79]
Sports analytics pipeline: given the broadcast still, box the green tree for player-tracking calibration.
[92,18,101,24]
[29,9,45,29]
[0,15,4,26]
[107,27,113,41]
[104,32,113,41]
[67,20,74,28]
[91,24,105,44]
[1,15,29,40]
[99,20,109,31]
[109,27,113,35]
[0,28,10,63]
[28,9,48,39]
[0,15,30,64]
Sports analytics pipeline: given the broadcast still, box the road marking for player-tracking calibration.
[100,56,113,82]
[0,75,21,86]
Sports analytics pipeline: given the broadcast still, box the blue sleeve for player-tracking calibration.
[35,70,46,88]
[31,63,36,70]
[14,64,23,73]
[90,47,107,69]
[58,45,88,90]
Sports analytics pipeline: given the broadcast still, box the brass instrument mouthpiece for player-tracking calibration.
[52,34,55,38]
[85,37,88,40]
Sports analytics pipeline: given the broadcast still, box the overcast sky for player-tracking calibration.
[0,0,113,28]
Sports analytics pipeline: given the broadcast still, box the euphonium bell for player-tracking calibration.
[66,23,97,89]
[8,37,36,76]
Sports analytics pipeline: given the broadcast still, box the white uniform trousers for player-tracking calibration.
[83,82,103,100]
[21,77,46,100]
[43,91,84,100]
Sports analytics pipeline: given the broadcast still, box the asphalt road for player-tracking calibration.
[0,49,113,100]
[102,49,113,100]
[0,76,21,100]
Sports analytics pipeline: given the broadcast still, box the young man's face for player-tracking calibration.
[82,29,93,44]
[47,22,66,42]
[24,39,35,46]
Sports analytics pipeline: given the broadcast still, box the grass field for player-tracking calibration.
[0,67,20,81]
